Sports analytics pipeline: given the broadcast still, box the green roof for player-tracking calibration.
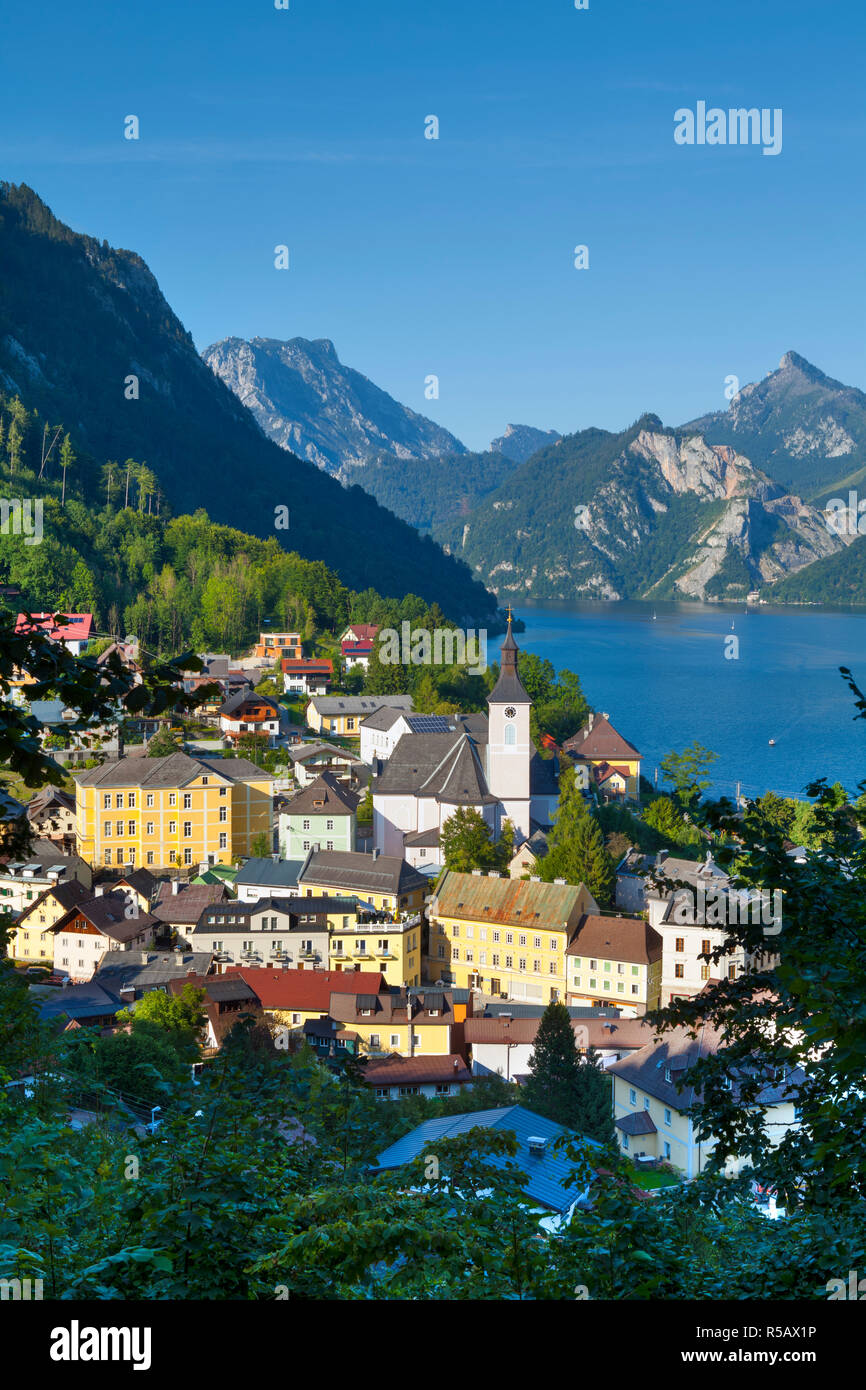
[431,869,588,932]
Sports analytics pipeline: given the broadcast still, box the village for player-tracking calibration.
[0,606,802,1224]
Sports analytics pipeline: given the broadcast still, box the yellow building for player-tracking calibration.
[562,713,642,801]
[609,1021,803,1179]
[297,848,428,915]
[7,878,92,964]
[329,912,422,987]
[306,696,412,739]
[428,870,598,1003]
[328,987,455,1056]
[74,752,274,871]
[565,913,663,1015]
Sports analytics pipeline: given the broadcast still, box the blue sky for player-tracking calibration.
[2,0,864,451]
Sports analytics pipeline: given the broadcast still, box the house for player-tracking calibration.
[374,1105,601,1228]
[218,691,283,747]
[37,980,126,1030]
[372,618,558,855]
[74,752,274,870]
[365,1054,473,1101]
[252,630,303,662]
[301,1016,361,1062]
[565,913,664,1016]
[358,708,485,767]
[328,900,423,987]
[0,787,27,842]
[168,972,264,1050]
[427,869,598,1002]
[215,965,386,1030]
[465,1012,656,1080]
[14,612,95,656]
[0,841,92,916]
[282,658,333,697]
[306,695,413,740]
[279,773,359,859]
[150,880,231,936]
[235,857,303,902]
[26,787,77,854]
[609,1021,803,1179]
[50,891,161,982]
[508,827,549,878]
[94,949,215,1001]
[562,713,642,801]
[297,847,428,915]
[340,641,374,671]
[340,623,380,646]
[288,742,367,791]
[189,895,353,971]
[111,867,160,915]
[328,986,456,1056]
[28,699,122,760]
[6,877,92,964]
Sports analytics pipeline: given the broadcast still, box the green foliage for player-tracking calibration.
[540,767,615,904]
[522,1004,614,1144]
[146,724,181,757]
[660,741,719,810]
[440,808,513,873]
[116,984,206,1052]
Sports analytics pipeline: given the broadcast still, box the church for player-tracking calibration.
[370,615,559,867]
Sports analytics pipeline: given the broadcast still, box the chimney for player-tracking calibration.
[171,879,180,895]
[453,1058,459,1071]
[530,875,541,882]
[471,868,482,876]
[553,877,567,885]
[119,985,135,1003]
[94,885,105,897]
[486,870,500,878]
[140,951,151,964]
[587,713,595,732]
[656,849,669,866]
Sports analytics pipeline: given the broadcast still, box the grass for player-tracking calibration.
[630,1168,681,1189]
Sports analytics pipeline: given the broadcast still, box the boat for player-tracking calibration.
[652,610,657,620]
[768,738,776,746]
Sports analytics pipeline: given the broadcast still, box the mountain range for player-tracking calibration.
[0,183,495,623]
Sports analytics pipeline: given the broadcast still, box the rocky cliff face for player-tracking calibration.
[203,335,466,476]
[489,423,561,463]
[453,423,848,603]
[681,351,866,498]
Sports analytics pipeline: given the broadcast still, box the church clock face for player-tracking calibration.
[504,706,517,719]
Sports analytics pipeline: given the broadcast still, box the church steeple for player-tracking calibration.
[487,607,531,706]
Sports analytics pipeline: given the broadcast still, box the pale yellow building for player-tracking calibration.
[328,912,423,987]
[75,752,274,871]
[428,869,598,1003]
[7,877,92,964]
[566,913,663,1016]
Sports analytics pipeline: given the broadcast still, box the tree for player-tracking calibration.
[540,767,615,904]
[643,794,690,841]
[660,742,718,810]
[571,1046,616,1145]
[364,638,409,695]
[251,830,273,857]
[59,432,75,505]
[441,807,498,873]
[147,724,181,757]
[117,983,206,1051]
[522,1001,584,1128]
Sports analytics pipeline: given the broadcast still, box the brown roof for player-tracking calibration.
[566,913,663,966]
[16,876,91,924]
[364,1054,472,1087]
[464,1015,657,1050]
[285,773,359,817]
[615,1110,658,1136]
[563,715,641,761]
[431,870,588,933]
[52,893,160,944]
[329,989,453,1028]
[222,967,386,1011]
[151,882,230,924]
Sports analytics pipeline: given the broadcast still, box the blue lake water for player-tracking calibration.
[512,600,866,803]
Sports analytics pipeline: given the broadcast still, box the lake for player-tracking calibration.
[512,600,866,803]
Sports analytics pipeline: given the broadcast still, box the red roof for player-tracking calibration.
[563,715,641,761]
[224,966,385,1011]
[595,762,631,784]
[341,641,374,657]
[364,1054,473,1087]
[281,658,334,674]
[343,624,379,642]
[15,613,94,644]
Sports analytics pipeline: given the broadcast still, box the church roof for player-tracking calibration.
[487,614,531,707]
[374,732,497,805]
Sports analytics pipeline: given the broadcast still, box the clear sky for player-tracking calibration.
[2,0,864,451]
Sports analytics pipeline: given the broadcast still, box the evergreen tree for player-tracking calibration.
[572,1046,615,1145]
[540,766,615,904]
[522,1001,583,1128]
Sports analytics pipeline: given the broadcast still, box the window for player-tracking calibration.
[492,953,499,967]
[622,1133,630,1151]
[589,978,596,989]
[493,930,500,943]
[506,932,513,945]
[617,963,624,974]
[115,821,124,835]
[465,949,473,963]
[603,981,610,991]
[505,955,512,969]
[590,959,597,970]
[104,821,112,837]
[663,1141,671,1160]
[146,821,154,835]
[674,964,684,979]
[302,841,310,851]
[146,793,154,808]
[390,1034,400,1047]
[326,819,334,831]
[146,852,154,865]
[116,794,124,808]
[534,936,541,949]
[116,847,124,862]
[479,951,487,966]
[219,787,226,797]
[604,961,611,972]
[504,724,516,746]
[533,959,541,973]
[169,793,176,807]
[104,850,112,865]
[631,984,639,995]
[452,924,459,937]
[128,820,135,836]
[629,1088,637,1104]
[128,793,136,808]
[302,819,310,831]
[453,947,460,961]
[664,1067,672,1082]
[219,833,227,850]
[664,1108,672,1125]
[643,1097,650,1111]
[437,944,445,958]
[183,848,192,865]
[728,963,738,980]
[700,965,710,981]
[518,934,526,947]
[183,793,192,809]
[675,937,685,952]
[465,925,474,939]
[219,807,227,822]
[326,841,334,851]
[617,982,624,992]
[169,821,177,834]
[549,939,556,952]
[702,938,711,956]
[369,1033,380,1048]
[103,794,111,809]
[631,965,639,975]
[183,822,192,838]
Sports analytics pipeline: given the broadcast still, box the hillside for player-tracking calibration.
[0,183,495,623]
[681,351,866,500]
[769,535,866,605]
[443,418,848,603]
[342,448,521,540]
[203,335,466,477]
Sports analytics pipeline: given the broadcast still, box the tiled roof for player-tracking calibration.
[431,870,588,933]
[223,966,385,1011]
[375,731,495,805]
[95,951,214,991]
[375,1105,601,1215]
[563,715,641,761]
[16,876,91,923]
[234,858,304,887]
[73,753,271,789]
[15,612,94,643]
[283,773,360,817]
[465,1016,656,1049]
[53,893,160,944]
[615,1110,658,1136]
[566,913,663,966]
[309,696,413,716]
[329,989,452,1027]
[299,849,427,897]
[365,1055,473,1087]
[151,882,230,924]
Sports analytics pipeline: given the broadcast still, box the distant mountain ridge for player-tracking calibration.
[202,335,467,477]
[0,182,495,622]
[681,351,866,500]
[490,423,561,463]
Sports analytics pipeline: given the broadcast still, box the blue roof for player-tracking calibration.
[374,1104,600,1214]
[38,981,122,1022]
[234,858,303,887]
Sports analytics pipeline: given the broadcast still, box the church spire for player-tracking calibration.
[487,609,531,705]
